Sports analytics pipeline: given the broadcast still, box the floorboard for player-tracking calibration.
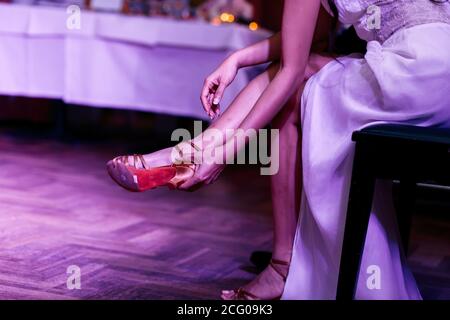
[0,132,448,299]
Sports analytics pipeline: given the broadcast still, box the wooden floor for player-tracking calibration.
[0,131,448,300]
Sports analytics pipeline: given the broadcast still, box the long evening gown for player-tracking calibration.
[282,0,450,300]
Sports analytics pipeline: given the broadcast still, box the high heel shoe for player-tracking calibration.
[221,259,289,300]
[106,141,201,192]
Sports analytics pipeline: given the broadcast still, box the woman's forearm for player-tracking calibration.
[220,0,321,162]
[193,62,279,151]
[231,32,281,68]
[198,33,281,146]
[240,68,303,131]
[217,68,302,162]
[230,7,334,69]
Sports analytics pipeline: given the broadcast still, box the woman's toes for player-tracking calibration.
[221,290,231,296]
[114,157,124,165]
[221,290,235,300]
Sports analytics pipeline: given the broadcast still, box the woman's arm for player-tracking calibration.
[180,1,324,189]
[201,33,281,117]
[201,4,332,118]
[216,0,321,162]
[238,0,321,132]
[231,4,334,68]
[232,32,281,68]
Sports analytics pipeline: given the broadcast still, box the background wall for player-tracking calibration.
[250,0,283,31]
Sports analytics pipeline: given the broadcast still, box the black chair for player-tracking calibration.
[336,124,450,300]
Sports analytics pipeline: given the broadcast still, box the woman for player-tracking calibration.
[107,0,450,299]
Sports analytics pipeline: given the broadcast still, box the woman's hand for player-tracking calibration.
[201,56,239,119]
[178,162,226,191]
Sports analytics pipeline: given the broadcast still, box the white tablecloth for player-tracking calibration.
[0,4,270,119]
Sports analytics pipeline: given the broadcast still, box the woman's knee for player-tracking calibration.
[305,53,335,80]
[272,84,304,131]
[266,61,281,80]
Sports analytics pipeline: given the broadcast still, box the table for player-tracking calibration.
[0,4,270,119]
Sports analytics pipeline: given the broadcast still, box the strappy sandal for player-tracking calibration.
[221,258,289,300]
[106,141,201,192]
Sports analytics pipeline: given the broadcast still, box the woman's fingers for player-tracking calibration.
[207,92,214,110]
[212,82,226,108]
[178,176,202,191]
[201,77,221,119]
[178,174,199,189]
[201,79,213,115]
[210,86,225,118]
[178,163,225,191]
[211,103,220,118]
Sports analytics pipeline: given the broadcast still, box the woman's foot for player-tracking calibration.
[221,258,289,300]
[116,146,174,169]
[106,141,202,191]
[115,141,202,169]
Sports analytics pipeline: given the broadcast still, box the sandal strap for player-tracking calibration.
[120,155,129,165]
[233,286,282,301]
[130,154,147,169]
[228,259,289,301]
[269,259,289,282]
[173,141,202,164]
[235,288,260,300]
[114,140,202,169]
[174,145,184,160]
[137,154,149,169]
[114,154,149,169]
[271,258,289,266]
[190,141,201,152]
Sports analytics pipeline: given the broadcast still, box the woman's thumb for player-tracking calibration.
[213,82,226,106]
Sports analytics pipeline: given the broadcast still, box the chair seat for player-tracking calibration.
[353,124,450,146]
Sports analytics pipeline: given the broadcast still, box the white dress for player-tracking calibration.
[282,0,450,300]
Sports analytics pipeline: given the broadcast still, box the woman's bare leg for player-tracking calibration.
[268,53,337,264]
[121,52,333,166]
[115,54,334,300]
[221,84,304,300]
[221,54,334,300]
[135,63,280,167]
[270,84,303,262]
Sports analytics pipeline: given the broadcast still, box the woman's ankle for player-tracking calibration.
[271,249,293,263]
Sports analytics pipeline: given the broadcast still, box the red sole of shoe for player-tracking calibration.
[106,161,177,192]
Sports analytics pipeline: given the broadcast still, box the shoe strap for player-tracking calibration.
[137,154,149,169]
[114,154,148,169]
[128,154,148,169]
[190,141,202,152]
[235,288,260,300]
[231,260,288,301]
[117,141,201,169]
[118,155,128,165]
[234,286,283,301]
[269,259,289,282]
[173,141,202,164]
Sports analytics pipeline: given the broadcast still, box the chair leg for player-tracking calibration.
[336,143,376,300]
[397,179,416,255]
